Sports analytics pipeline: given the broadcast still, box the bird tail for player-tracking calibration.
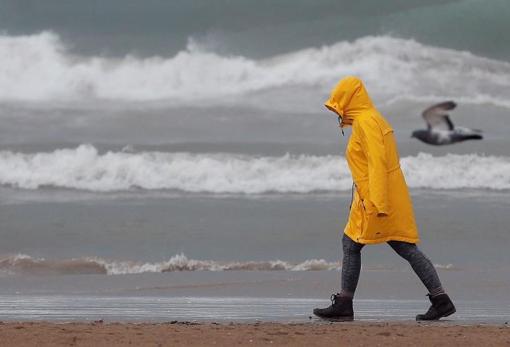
[464,134,483,140]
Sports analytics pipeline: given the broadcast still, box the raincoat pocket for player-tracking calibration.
[358,198,370,239]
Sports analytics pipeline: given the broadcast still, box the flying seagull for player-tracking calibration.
[411,101,483,145]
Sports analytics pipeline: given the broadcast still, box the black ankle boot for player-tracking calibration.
[416,293,456,321]
[313,293,354,321]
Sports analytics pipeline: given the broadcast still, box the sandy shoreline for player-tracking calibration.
[0,321,509,346]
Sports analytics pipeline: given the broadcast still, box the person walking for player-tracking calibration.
[313,76,455,321]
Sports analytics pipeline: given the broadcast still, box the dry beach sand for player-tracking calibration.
[0,321,509,347]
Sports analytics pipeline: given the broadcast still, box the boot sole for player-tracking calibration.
[314,315,354,322]
[416,307,456,321]
[442,307,456,318]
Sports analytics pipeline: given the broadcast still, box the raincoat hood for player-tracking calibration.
[324,76,375,127]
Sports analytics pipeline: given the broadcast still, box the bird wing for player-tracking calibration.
[422,101,457,130]
[454,127,483,135]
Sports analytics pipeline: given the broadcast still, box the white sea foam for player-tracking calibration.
[0,253,339,275]
[0,253,457,275]
[0,145,509,193]
[1,32,510,108]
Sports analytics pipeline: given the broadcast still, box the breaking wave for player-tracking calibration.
[1,32,510,108]
[0,253,455,276]
[0,145,509,193]
[0,254,338,275]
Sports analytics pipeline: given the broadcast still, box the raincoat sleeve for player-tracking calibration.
[358,117,389,215]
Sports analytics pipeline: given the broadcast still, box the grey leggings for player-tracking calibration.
[341,234,443,297]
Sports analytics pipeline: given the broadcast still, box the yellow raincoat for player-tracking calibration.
[325,76,419,244]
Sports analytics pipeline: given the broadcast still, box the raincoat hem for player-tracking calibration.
[344,230,419,245]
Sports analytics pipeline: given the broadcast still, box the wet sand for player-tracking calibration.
[0,321,509,347]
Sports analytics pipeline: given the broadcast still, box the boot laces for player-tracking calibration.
[330,293,339,305]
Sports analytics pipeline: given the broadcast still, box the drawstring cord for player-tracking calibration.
[338,116,345,136]
[349,183,366,211]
